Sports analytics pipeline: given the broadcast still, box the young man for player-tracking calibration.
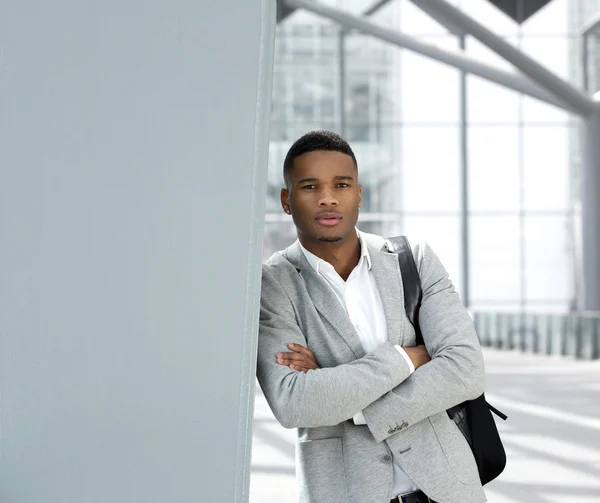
[256,130,486,503]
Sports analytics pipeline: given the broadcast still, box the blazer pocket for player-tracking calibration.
[429,413,480,485]
[297,437,350,502]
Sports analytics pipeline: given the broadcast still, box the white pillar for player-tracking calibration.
[581,103,600,312]
[0,1,275,502]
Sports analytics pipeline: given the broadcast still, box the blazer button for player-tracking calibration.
[399,421,409,430]
[381,454,392,464]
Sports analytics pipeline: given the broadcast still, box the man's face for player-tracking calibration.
[281,150,362,245]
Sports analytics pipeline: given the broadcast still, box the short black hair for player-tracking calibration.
[283,130,357,188]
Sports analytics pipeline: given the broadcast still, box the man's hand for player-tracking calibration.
[403,344,431,370]
[276,344,320,373]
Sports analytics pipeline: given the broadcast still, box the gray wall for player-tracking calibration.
[0,1,275,501]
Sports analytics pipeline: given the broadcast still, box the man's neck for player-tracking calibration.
[300,233,361,281]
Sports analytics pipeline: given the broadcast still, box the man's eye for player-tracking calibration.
[337,183,350,188]
[302,185,316,190]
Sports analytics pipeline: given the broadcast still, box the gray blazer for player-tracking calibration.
[257,231,487,503]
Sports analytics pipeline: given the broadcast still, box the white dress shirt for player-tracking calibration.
[299,230,418,497]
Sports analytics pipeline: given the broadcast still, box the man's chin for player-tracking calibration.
[318,236,343,243]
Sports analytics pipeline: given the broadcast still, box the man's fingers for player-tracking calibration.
[275,352,319,371]
[277,355,313,368]
[276,352,306,363]
[287,343,314,357]
[276,346,319,370]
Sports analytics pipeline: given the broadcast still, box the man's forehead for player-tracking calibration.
[295,174,356,183]
[292,152,356,174]
[295,150,354,163]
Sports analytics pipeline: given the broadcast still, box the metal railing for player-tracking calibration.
[472,311,600,360]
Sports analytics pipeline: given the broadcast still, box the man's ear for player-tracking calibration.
[281,188,290,214]
[358,184,363,209]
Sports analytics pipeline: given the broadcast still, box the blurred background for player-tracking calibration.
[251,0,600,501]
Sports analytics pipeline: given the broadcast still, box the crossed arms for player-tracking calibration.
[256,244,485,442]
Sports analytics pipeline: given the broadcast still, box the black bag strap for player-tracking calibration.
[386,236,423,345]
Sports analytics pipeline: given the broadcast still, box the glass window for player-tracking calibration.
[466,38,521,124]
[467,126,520,212]
[469,216,522,303]
[353,135,398,212]
[368,0,400,29]
[346,76,377,142]
[521,36,571,80]
[521,95,571,124]
[466,75,521,125]
[523,216,574,308]
[344,35,394,141]
[522,126,570,211]
[399,0,460,36]
[399,41,461,124]
[400,126,461,212]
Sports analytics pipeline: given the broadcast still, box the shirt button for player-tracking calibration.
[381,454,392,464]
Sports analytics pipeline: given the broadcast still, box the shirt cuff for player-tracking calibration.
[353,410,367,425]
[395,345,415,374]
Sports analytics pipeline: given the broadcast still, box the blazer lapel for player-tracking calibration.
[368,243,406,347]
[285,242,366,359]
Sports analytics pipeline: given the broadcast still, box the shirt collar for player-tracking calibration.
[299,229,372,274]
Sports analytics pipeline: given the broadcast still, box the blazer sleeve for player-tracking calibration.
[361,242,485,443]
[256,265,413,429]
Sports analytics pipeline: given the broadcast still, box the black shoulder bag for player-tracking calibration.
[387,235,507,486]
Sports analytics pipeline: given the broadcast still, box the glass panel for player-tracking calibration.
[345,34,396,137]
[401,126,461,212]
[368,0,401,29]
[522,126,570,211]
[521,36,571,80]
[521,96,570,124]
[399,38,461,124]
[399,0,458,36]
[520,36,571,122]
[466,38,521,124]
[469,216,522,303]
[523,216,574,308]
[272,20,339,142]
[467,126,520,211]
[352,130,399,213]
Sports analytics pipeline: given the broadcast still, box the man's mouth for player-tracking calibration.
[316,213,342,226]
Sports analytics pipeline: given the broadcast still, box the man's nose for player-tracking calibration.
[318,188,339,206]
